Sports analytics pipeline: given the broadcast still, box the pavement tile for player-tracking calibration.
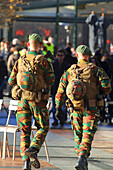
[0,157,58,170]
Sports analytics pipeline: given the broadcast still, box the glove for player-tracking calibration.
[55,108,64,122]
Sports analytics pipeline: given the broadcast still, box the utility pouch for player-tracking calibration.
[11,84,22,100]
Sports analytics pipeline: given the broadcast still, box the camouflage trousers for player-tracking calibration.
[16,98,49,161]
[70,109,100,158]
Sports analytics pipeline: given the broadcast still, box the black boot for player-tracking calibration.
[75,155,88,170]
[23,158,31,170]
[25,147,40,169]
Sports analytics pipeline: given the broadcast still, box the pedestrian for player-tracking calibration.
[55,45,111,170]
[6,46,20,97]
[0,56,7,99]
[8,33,55,170]
[43,36,55,56]
[86,11,98,54]
[7,46,20,73]
[65,42,77,65]
[51,48,70,126]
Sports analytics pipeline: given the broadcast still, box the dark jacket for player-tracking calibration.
[51,58,70,96]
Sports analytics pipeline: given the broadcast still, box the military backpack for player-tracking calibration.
[66,63,99,110]
[12,54,49,101]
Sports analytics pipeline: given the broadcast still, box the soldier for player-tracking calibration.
[8,33,55,170]
[51,48,70,126]
[55,45,111,170]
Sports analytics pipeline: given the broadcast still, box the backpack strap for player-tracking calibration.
[70,64,85,79]
[20,55,33,72]
[70,64,77,77]
[76,67,85,79]
[35,54,44,61]
[87,63,95,69]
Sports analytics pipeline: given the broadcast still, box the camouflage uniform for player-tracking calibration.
[8,51,55,161]
[55,59,111,158]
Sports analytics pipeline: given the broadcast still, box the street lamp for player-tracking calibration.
[59,22,71,45]
[64,25,70,44]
